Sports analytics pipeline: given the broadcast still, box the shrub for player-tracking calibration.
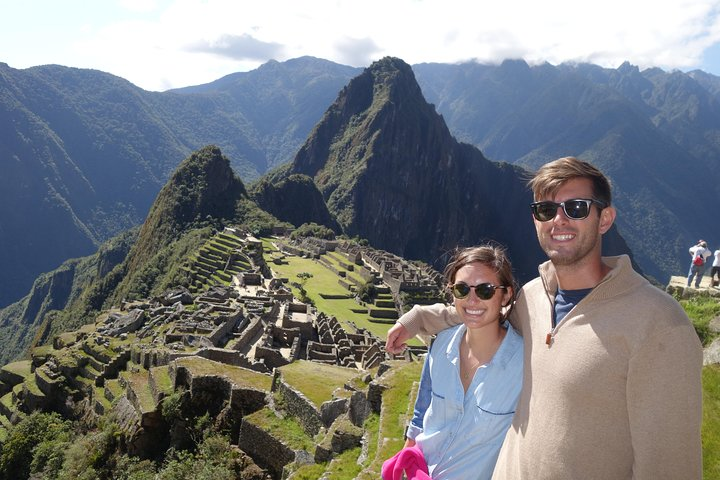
[0,412,73,480]
[290,223,335,240]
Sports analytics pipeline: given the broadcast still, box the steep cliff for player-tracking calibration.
[283,58,545,281]
[249,173,340,232]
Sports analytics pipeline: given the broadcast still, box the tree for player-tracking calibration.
[296,272,314,304]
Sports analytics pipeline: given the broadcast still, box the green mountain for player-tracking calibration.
[413,60,720,281]
[0,145,282,365]
[0,58,358,307]
[267,57,632,283]
[2,55,719,310]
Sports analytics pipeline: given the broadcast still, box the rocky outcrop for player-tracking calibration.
[250,174,340,232]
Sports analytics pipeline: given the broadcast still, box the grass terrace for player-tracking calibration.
[278,360,362,408]
[1,360,32,379]
[122,370,157,414]
[23,375,44,397]
[262,239,423,345]
[245,407,315,452]
[174,356,272,391]
[185,232,253,293]
[94,385,112,412]
[321,251,367,285]
[150,366,174,394]
[361,360,423,478]
[104,378,124,401]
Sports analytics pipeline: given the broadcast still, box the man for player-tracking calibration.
[688,240,712,288]
[386,157,702,479]
[712,245,720,287]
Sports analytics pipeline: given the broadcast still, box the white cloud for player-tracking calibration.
[5,0,720,90]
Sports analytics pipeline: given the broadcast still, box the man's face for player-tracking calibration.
[533,177,607,267]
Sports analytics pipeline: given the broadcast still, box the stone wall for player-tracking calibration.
[274,380,323,436]
[254,345,291,370]
[207,311,242,345]
[231,314,264,352]
[238,419,296,480]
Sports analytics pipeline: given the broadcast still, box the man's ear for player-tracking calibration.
[599,206,616,235]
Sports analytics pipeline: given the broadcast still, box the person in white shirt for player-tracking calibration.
[711,246,720,287]
[687,240,712,288]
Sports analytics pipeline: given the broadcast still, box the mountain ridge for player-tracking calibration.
[2,55,719,309]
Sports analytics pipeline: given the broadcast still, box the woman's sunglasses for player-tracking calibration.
[530,198,607,222]
[450,282,507,300]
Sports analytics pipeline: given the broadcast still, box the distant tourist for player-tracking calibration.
[382,245,522,480]
[687,239,712,288]
[387,157,702,479]
[712,245,720,287]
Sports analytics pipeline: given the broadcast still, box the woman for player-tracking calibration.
[385,245,523,480]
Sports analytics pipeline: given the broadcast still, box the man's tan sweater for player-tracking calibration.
[398,255,702,479]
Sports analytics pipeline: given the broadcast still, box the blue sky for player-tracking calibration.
[2,0,720,92]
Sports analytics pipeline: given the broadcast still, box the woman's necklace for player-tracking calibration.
[460,336,483,380]
[461,329,505,381]
[463,359,481,379]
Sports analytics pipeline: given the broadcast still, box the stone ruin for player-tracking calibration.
[6,233,438,479]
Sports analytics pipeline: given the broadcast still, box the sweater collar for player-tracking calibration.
[537,254,643,299]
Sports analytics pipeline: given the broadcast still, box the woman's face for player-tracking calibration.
[451,262,512,331]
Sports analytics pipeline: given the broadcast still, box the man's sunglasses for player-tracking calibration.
[530,198,607,222]
[450,282,508,300]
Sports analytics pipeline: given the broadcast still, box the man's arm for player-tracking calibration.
[627,324,702,479]
[385,303,461,354]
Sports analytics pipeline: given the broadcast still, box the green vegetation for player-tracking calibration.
[371,361,422,473]
[704,365,720,478]
[0,412,73,479]
[291,222,336,240]
[174,356,272,391]
[279,360,362,408]
[263,240,424,345]
[1,360,32,378]
[0,409,250,480]
[245,407,315,452]
[681,295,720,346]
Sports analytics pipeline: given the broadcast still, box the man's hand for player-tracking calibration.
[386,322,411,354]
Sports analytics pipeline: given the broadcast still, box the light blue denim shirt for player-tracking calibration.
[407,322,523,480]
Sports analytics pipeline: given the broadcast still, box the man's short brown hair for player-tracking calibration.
[528,156,612,205]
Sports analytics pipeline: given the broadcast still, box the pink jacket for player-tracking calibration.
[382,446,431,480]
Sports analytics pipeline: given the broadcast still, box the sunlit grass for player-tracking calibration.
[681,296,720,346]
[356,361,423,479]
[279,360,362,408]
[262,241,423,343]
[1,360,32,378]
[174,356,272,391]
[704,364,720,479]
[246,407,315,452]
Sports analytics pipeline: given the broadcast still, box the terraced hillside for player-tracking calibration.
[183,230,259,293]
[0,231,437,479]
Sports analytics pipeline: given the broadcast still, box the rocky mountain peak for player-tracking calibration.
[274,57,550,280]
[125,145,246,275]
